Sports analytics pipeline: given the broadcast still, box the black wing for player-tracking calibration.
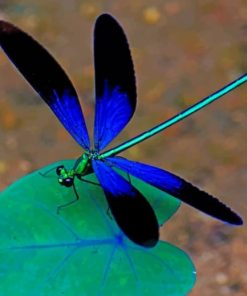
[92,159,159,247]
[108,157,243,225]
[94,14,136,150]
[0,20,90,149]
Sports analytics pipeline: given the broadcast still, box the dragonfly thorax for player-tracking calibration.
[56,151,99,187]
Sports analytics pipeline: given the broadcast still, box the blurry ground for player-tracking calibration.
[0,0,246,295]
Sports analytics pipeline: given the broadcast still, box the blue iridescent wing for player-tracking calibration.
[92,160,159,247]
[107,157,243,225]
[93,14,136,151]
[0,20,90,150]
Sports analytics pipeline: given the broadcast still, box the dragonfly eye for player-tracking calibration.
[56,165,64,175]
[62,177,74,187]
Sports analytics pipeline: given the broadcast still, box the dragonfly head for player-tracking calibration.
[56,165,74,187]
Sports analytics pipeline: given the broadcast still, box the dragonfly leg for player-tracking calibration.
[56,183,80,214]
[106,207,113,219]
[78,176,101,187]
[39,166,57,178]
[56,177,101,214]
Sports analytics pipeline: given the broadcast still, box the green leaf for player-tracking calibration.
[0,160,195,295]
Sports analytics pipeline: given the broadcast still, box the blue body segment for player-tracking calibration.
[92,159,159,247]
[94,14,136,150]
[107,157,243,225]
[0,20,90,150]
[99,73,247,158]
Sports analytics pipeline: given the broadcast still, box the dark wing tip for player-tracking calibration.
[105,190,159,248]
[95,13,118,25]
[0,20,18,36]
[181,182,243,226]
[94,12,136,107]
[0,19,77,99]
[143,237,159,248]
[230,214,243,226]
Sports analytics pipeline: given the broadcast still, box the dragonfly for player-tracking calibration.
[0,13,244,248]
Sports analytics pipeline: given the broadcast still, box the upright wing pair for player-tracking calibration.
[0,14,242,248]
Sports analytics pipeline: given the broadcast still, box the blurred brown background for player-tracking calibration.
[0,0,246,295]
